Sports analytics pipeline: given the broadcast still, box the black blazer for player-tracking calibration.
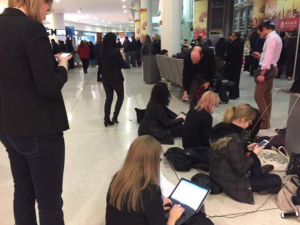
[106,184,166,225]
[100,48,128,82]
[182,46,216,93]
[0,8,69,136]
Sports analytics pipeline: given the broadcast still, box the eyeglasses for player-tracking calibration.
[47,3,54,15]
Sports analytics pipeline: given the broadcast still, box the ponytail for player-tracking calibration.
[223,107,235,124]
[223,104,255,124]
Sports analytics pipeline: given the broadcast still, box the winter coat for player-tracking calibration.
[78,44,90,59]
[209,122,256,205]
[89,44,96,59]
[215,38,227,58]
[138,100,184,145]
[152,39,161,55]
[140,43,153,61]
[285,36,298,61]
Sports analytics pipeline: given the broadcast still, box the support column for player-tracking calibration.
[134,2,141,39]
[161,0,183,56]
[140,0,152,42]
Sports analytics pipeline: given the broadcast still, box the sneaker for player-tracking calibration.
[221,80,235,87]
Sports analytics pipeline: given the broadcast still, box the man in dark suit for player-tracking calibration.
[182,46,216,109]
[223,32,244,99]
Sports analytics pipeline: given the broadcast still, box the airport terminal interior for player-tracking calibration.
[1,0,300,224]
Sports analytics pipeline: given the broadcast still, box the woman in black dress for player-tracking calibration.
[100,33,128,126]
[138,82,184,145]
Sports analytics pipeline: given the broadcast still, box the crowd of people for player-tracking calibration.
[0,0,298,224]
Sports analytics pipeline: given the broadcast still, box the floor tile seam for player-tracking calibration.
[65,128,139,134]
[123,74,141,109]
[69,73,94,113]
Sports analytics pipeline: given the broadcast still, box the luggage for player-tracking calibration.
[191,173,222,195]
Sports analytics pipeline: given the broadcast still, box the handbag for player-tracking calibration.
[287,153,300,176]
[258,146,290,172]
[191,173,222,195]
[254,65,276,83]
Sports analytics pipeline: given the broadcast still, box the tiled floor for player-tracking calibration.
[0,67,298,225]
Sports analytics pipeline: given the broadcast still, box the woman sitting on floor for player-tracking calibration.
[182,91,219,149]
[209,104,282,205]
[106,135,214,225]
[138,82,184,145]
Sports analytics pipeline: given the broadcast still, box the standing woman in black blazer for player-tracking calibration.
[100,33,128,127]
[0,1,72,225]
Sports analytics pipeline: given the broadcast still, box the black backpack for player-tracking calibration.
[164,147,195,172]
[191,173,223,195]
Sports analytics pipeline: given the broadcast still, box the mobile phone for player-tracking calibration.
[258,140,269,148]
[281,212,299,218]
[60,53,71,57]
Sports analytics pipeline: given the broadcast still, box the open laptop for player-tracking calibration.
[168,178,210,225]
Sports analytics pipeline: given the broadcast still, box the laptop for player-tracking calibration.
[167,178,210,225]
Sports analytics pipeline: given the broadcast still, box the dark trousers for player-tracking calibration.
[214,71,228,102]
[68,58,75,69]
[0,133,65,225]
[81,59,89,73]
[171,124,183,138]
[277,63,285,78]
[286,57,295,78]
[249,153,282,192]
[131,51,139,67]
[224,64,241,99]
[103,80,124,120]
[244,55,251,72]
[97,62,103,81]
[125,52,131,68]
[250,56,259,76]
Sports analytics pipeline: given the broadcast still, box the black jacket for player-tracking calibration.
[182,109,212,149]
[52,41,62,55]
[209,123,256,204]
[0,8,69,136]
[215,38,227,58]
[182,47,216,93]
[123,40,131,52]
[89,44,96,59]
[106,184,166,225]
[131,39,140,51]
[100,48,128,81]
[138,100,184,145]
[152,39,161,55]
[285,36,298,61]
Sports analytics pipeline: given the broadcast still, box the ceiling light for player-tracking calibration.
[102,20,105,22]
[94,17,97,20]
[124,10,127,13]
[108,22,111,24]
[55,0,60,2]
[123,5,126,8]
[122,0,126,2]
[78,9,81,13]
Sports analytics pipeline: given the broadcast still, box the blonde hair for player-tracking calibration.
[223,104,255,124]
[109,135,162,212]
[9,0,52,22]
[196,91,220,114]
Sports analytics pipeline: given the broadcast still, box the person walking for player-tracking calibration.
[95,37,103,82]
[252,21,282,129]
[78,40,90,74]
[100,33,128,127]
[123,36,131,68]
[182,46,216,109]
[130,37,139,67]
[215,36,227,59]
[223,32,244,99]
[0,1,72,224]
[72,37,82,67]
[66,37,75,69]
[88,41,96,67]
[58,40,68,52]
[250,29,265,77]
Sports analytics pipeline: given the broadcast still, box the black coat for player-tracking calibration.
[106,184,166,225]
[100,48,128,81]
[52,41,62,55]
[0,8,69,136]
[223,38,244,81]
[209,123,256,205]
[138,100,184,145]
[89,44,96,59]
[182,47,216,93]
[215,38,227,58]
[182,109,212,149]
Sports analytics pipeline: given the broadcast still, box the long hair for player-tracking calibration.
[9,0,53,22]
[223,104,255,124]
[196,91,220,114]
[78,40,85,49]
[108,135,162,212]
[145,35,152,44]
[101,32,117,54]
[150,82,171,106]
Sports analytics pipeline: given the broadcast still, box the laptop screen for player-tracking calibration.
[171,179,209,211]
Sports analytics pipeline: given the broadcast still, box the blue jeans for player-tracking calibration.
[125,52,131,68]
[89,59,96,66]
[0,133,65,225]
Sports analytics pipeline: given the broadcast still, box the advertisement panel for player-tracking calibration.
[276,0,300,31]
[253,0,266,28]
[141,9,147,42]
[265,0,277,20]
[135,19,141,38]
[193,0,208,39]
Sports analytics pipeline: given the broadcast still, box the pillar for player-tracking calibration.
[140,0,152,42]
[161,0,183,56]
[134,2,141,39]
[45,13,66,41]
